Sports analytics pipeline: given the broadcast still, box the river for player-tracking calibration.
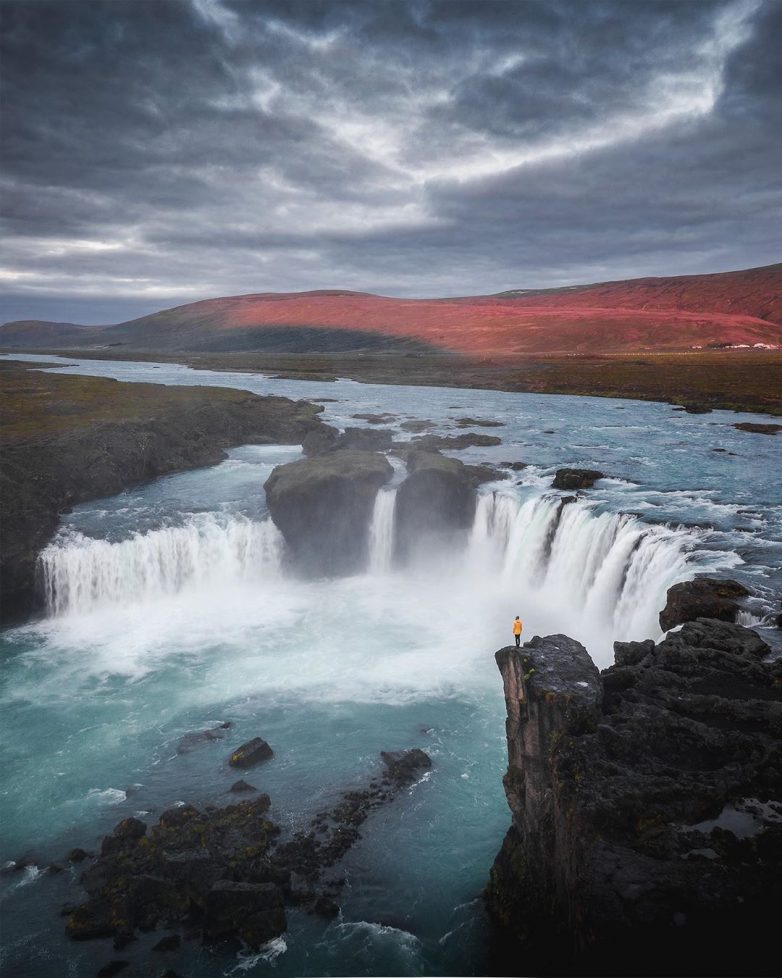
[1,353,780,977]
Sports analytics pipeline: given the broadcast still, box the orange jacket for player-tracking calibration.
[513,618,522,635]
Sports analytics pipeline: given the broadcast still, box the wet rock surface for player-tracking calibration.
[551,467,605,489]
[659,577,750,631]
[302,422,393,455]
[454,417,504,428]
[487,621,782,976]
[264,450,393,575]
[62,749,432,954]
[404,431,502,451]
[733,422,781,435]
[228,737,273,768]
[175,722,232,754]
[394,450,479,560]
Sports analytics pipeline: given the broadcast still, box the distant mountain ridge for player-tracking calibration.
[2,263,781,355]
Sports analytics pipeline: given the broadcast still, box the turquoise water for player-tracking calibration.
[1,354,780,977]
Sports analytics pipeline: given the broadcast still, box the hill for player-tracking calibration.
[2,263,781,356]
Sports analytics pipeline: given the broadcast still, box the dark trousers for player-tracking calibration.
[514,634,521,647]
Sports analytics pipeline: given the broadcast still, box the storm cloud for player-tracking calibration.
[1,0,780,323]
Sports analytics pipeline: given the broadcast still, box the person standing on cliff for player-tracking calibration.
[513,615,523,647]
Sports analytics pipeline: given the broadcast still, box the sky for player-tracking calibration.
[1,0,780,325]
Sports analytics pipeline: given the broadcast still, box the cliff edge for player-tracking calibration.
[487,621,782,976]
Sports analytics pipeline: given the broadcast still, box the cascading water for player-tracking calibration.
[39,514,283,615]
[368,487,398,573]
[468,490,701,643]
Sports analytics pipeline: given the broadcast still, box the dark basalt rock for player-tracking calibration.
[463,463,507,486]
[152,934,181,952]
[66,795,279,948]
[176,721,232,754]
[303,423,393,454]
[400,419,436,432]
[202,880,286,947]
[501,460,528,471]
[454,417,504,427]
[394,451,478,561]
[100,817,147,856]
[264,450,393,575]
[678,403,713,414]
[64,750,431,951]
[551,467,604,490]
[228,737,273,768]
[338,427,394,451]
[229,779,257,793]
[733,422,781,435]
[302,424,340,456]
[659,577,750,631]
[381,748,433,785]
[274,749,433,894]
[405,432,502,451]
[96,962,129,978]
[352,412,397,424]
[487,621,782,976]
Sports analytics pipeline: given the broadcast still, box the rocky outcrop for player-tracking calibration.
[263,450,393,575]
[551,467,604,489]
[338,427,394,451]
[659,577,749,631]
[302,424,393,456]
[0,365,327,624]
[393,450,478,561]
[402,432,502,451]
[733,422,781,435]
[66,795,283,948]
[63,748,431,950]
[487,621,782,976]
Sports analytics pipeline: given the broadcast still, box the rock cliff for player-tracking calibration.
[264,450,393,575]
[487,621,782,976]
[393,449,482,561]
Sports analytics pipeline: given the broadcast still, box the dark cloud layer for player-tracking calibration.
[1,0,779,323]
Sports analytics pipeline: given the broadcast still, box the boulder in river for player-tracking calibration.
[229,779,257,793]
[551,467,604,489]
[228,737,273,768]
[394,451,477,561]
[659,577,749,631]
[381,749,432,785]
[733,422,781,435]
[264,450,393,575]
[338,427,394,451]
[407,432,502,451]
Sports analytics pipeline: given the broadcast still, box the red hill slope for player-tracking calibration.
[2,263,781,355]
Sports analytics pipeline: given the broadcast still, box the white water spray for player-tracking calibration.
[468,490,703,642]
[368,488,397,573]
[40,515,283,615]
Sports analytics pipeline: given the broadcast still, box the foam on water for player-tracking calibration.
[40,514,283,615]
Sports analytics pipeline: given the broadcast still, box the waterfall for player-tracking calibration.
[368,488,397,573]
[39,515,283,616]
[469,490,698,641]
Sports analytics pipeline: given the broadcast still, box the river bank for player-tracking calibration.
[3,347,781,416]
[0,360,326,623]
